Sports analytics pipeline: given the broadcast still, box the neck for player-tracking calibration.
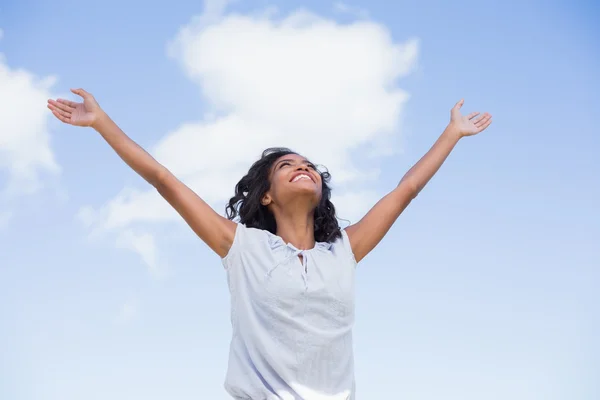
[272,207,316,250]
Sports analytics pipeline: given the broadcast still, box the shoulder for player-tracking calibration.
[329,228,358,266]
[221,223,272,267]
[227,223,271,249]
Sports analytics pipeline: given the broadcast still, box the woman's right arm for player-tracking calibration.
[48,88,236,258]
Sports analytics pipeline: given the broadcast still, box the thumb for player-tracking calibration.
[453,99,464,110]
[70,88,92,100]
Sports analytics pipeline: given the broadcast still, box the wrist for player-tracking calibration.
[91,110,110,131]
[443,123,463,141]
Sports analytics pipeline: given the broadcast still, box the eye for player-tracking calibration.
[307,163,316,170]
[279,161,291,169]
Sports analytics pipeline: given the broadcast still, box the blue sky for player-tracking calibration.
[1,0,598,399]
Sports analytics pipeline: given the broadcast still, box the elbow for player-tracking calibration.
[408,185,420,200]
[398,179,420,200]
[150,166,171,189]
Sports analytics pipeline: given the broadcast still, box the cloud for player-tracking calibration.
[333,2,369,19]
[0,50,60,198]
[80,1,418,272]
[332,191,380,226]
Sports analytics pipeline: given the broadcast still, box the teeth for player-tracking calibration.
[292,174,311,182]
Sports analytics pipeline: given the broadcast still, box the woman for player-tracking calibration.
[48,89,492,399]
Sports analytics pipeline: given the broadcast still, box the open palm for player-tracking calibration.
[450,99,492,137]
[47,88,102,127]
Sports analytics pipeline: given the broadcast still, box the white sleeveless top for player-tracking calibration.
[221,224,358,400]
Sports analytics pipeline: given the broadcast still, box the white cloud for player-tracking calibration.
[116,229,162,277]
[0,51,60,198]
[80,1,418,272]
[333,2,369,19]
[332,191,379,226]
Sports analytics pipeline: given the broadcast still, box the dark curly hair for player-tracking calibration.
[225,147,342,243]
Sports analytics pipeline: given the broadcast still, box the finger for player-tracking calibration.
[48,99,74,113]
[474,113,492,127]
[475,118,492,132]
[56,98,78,109]
[453,99,464,110]
[467,112,480,120]
[480,118,492,130]
[50,109,71,124]
[71,88,91,99]
[47,103,71,119]
[472,112,490,125]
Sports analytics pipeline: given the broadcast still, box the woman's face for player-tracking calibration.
[263,153,322,208]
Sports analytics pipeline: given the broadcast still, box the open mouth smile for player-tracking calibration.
[290,173,314,183]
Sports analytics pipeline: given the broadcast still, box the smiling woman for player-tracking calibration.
[47,88,491,399]
[225,148,341,245]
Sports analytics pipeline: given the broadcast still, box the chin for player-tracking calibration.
[288,181,319,194]
[286,185,321,203]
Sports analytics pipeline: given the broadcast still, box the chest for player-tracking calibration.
[233,247,356,327]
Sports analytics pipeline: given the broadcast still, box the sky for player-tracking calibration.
[1,0,599,399]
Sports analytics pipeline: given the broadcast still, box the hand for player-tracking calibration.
[47,88,105,128]
[449,99,492,138]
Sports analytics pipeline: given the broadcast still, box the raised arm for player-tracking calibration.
[48,88,236,258]
[345,99,492,262]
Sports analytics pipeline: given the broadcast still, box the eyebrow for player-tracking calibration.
[274,158,312,168]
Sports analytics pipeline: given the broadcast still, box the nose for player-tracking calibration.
[296,164,309,172]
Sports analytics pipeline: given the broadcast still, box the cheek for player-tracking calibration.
[269,173,287,196]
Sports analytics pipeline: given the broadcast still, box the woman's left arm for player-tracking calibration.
[345,99,492,262]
